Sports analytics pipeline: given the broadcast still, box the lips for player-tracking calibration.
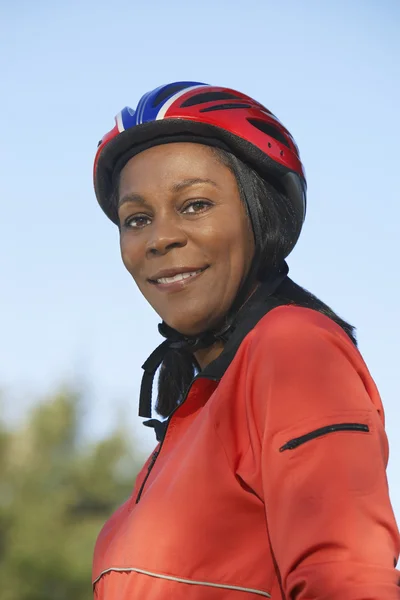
[147,266,209,293]
[155,270,203,284]
[148,266,208,284]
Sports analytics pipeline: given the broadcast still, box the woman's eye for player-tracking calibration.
[125,215,151,229]
[183,200,212,214]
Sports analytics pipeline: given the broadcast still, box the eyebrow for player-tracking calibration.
[118,193,147,209]
[171,177,218,192]
[118,177,218,209]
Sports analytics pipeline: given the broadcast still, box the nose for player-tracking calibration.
[146,216,187,257]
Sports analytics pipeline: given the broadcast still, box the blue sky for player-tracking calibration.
[1,0,400,516]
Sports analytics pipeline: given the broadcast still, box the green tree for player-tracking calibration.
[0,388,143,600]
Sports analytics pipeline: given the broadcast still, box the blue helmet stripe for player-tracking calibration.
[120,82,207,130]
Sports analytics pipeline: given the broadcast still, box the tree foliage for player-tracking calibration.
[0,388,142,600]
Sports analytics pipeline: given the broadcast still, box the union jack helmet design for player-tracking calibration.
[94,81,306,249]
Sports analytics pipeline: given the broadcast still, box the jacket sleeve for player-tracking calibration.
[246,307,400,600]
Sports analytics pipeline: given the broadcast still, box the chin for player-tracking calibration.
[166,322,204,337]
[160,300,227,337]
[163,314,214,338]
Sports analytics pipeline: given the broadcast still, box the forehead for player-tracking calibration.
[118,142,229,192]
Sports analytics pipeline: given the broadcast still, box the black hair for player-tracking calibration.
[154,148,356,418]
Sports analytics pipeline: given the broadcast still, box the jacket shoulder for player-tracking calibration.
[251,305,352,346]
[243,305,384,426]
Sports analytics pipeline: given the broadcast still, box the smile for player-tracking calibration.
[156,270,203,284]
[149,267,208,291]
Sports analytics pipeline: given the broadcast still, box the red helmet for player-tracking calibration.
[94,81,306,249]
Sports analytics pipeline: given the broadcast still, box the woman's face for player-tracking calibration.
[118,142,255,335]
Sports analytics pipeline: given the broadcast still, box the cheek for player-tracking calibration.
[119,234,142,278]
[224,216,254,268]
[243,225,255,266]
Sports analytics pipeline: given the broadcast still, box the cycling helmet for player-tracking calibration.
[94,81,306,254]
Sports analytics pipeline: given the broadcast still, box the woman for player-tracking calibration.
[92,81,399,599]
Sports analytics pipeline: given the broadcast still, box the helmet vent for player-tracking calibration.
[200,102,252,113]
[247,118,290,148]
[181,91,240,107]
[152,83,192,108]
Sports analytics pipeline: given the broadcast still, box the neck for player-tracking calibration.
[194,340,225,370]
[193,281,262,370]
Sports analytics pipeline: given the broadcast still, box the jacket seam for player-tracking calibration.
[92,566,271,596]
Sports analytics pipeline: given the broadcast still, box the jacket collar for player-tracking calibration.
[199,280,285,381]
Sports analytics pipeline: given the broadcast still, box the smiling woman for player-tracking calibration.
[91,82,400,600]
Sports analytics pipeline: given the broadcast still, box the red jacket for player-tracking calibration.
[93,303,399,599]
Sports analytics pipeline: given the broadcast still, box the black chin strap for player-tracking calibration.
[138,263,289,419]
[139,340,171,418]
[138,323,234,419]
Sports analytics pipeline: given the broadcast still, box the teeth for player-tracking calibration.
[157,270,202,284]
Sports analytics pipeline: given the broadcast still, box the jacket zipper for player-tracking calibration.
[135,374,219,504]
[279,422,369,452]
[135,448,160,503]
